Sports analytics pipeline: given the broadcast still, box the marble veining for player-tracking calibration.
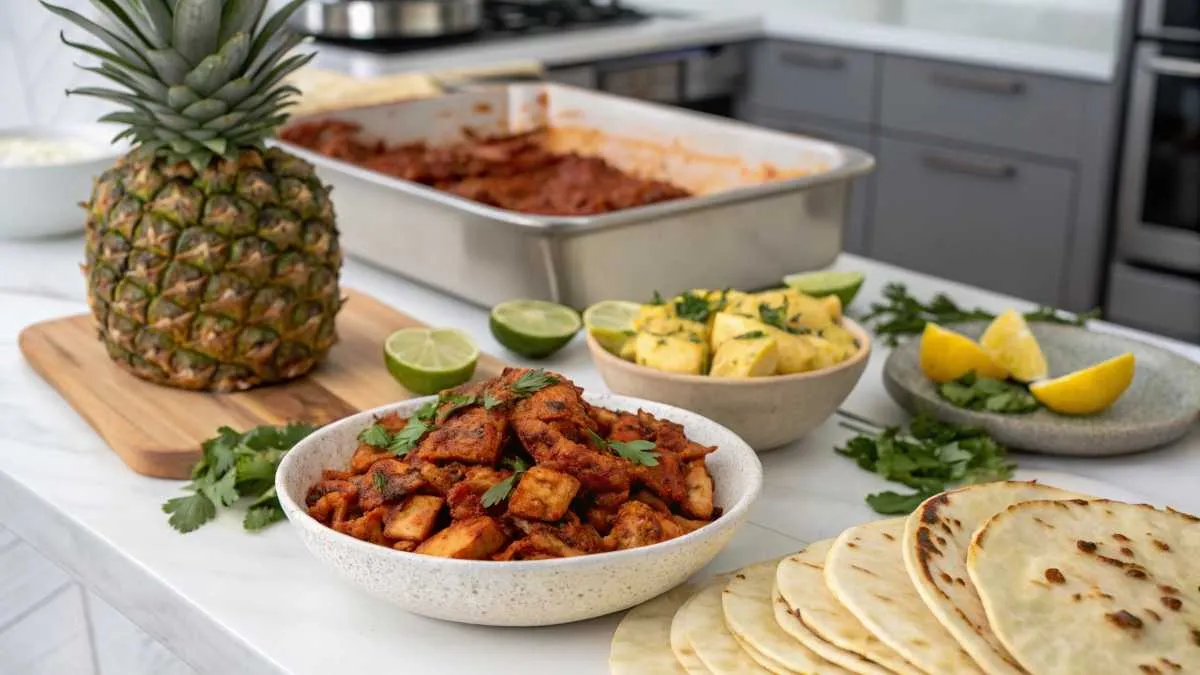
[0,236,1195,674]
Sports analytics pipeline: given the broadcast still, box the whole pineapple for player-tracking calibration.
[44,0,343,392]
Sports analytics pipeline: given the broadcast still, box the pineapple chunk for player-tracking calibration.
[617,337,638,361]
[635,331,708,375]
[710,312,815,374]
[634,304,673,330]
[710,335,779,378]
[798,335,850,370]
[711,312,771,350]
[821,295,843,322]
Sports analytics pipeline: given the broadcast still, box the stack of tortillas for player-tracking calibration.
[609,480,1200,674]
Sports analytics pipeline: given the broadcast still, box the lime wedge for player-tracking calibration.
[489,299,582,359]
[783,270,866,307]
[583,300,641,355]
[384,327,479,395]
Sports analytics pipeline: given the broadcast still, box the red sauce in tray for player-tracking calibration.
[280,120,693,216]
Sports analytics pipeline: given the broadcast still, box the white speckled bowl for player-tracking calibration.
[275,393,763,627]
[586,318,872,452]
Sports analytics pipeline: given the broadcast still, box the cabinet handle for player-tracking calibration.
[780,50,846,70]
[923,153,1018,180]
[931,70,1025,95]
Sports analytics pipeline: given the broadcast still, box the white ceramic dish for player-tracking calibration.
[586,318,872,452]
[275,392,764,627]
[0,124,127,239]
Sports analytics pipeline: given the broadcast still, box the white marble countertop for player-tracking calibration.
[310,0,1126,83]
[0,234,1195,674]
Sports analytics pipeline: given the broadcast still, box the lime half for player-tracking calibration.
[784,270,866,307]
[489,299,582,359]
[384,327,479,395]
[583,300,641,355]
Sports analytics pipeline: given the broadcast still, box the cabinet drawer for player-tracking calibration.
[745,40,877,125]
[869,135,1074,305]
[1106,263,1200,343]
[738,104,874,254]
[880,55,1089,160]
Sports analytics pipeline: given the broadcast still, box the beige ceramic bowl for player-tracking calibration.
[586,318,872,451]
[276,392,763,627]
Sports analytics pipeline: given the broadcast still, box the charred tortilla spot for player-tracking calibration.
[1161,585,1180,595]
[882,532,895,541]
[1127,568,1149,580]
[1191,628,1200,646]
[1146,609,1162,621]
[1034,517,1055,529]
[846,542,857,548]
[955,577,966,586]
[1139,666,1162,674]
[921,495,949,523]
[1160,658,1182,671]
[937,535,948,546]
[735,573,746,580]
[953,518,962,528]
[1113,533,1131,542]
[1154,540,1171,551]
[1121,547,1135,557]
[1106,610,1144,631]
[940,572,953,584]
[1162,597,1183,611]
[1045,568,1066,584]
[851,564,876,576]
[1077,540,1098,553]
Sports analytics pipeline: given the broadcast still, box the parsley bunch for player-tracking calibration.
[837,413,1015,514]
[860,283,1098,346]
[163,423,316,534]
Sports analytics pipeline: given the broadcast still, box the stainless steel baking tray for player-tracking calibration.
[273,82,875,309]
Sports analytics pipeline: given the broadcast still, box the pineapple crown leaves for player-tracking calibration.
[42,0,314,170]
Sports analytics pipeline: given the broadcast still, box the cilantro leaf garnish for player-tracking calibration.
[587,430,660,467]
[372,470,388,492]
[734,330,767,340]
[481,456,530,508]
[387,419,431,457]
[836,413,1015,514]
[649,290,665,306]
[436,393,477,423]
[358,424,391,448]
[674,291,712,323]
[510,369,559,397]
[412,399,440,423]
[483,391,503,410]
[758,302,788,331]
[937,372,1040,414]
[163,422,316,534]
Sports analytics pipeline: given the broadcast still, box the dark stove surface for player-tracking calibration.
[308,0,655,54]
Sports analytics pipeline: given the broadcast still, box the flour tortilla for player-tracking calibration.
[826,518,984,674]
[675,577,773,674]
[670,600,712,675]
[903,481,1079,675]
[968,498,1200,675]
[775,540,919,675]
[722,560,852,675]
[611,584,698,675]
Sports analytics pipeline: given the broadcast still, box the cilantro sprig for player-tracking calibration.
[588,430,659,467]
[510,369,559,397]
[938,372,1040,414]
[481,457,529,508]
[836,413,1015,514]
[674,291,713,323]
[860,283,1099,346]
[162,422,316,534]
[735,330,767,340]
[758,300,811,335]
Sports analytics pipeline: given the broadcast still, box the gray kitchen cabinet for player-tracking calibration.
[878,55,1092,160]
[867,135,1075,305]
[736,102,873,254]
[744,40,878,126]
[1106,263,1200,342]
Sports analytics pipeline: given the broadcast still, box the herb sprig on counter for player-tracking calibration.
[163,422,316,534]
[860,283,1099,346]
[938,372,1040,414]
[837,413,1015,514]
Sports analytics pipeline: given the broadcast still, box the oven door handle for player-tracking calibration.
[1145,55,1200,79]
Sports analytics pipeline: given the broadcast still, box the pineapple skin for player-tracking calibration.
[83,146,344,392]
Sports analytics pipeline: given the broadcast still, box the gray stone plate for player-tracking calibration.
[883,322,1200,456]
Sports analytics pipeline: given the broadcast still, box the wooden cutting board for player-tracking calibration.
[18,289,506,480]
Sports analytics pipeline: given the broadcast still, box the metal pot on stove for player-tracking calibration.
[291,0,484,40]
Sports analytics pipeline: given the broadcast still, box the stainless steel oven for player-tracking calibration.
[1107,0,1200,343]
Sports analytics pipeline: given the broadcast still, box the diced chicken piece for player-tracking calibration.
[509,513,606,556]
[446,466,509,521]
[630,450,686,506]
[636,410,715,462]
[525,531,587,557]
[393,540,417,553]
[586,404,620,435]
[681,461,714,520]
[632,489,670,513]
[307,491,353,526]
[414,407,507,465]
[493,538,557,561]
[507,466,581,522]
[334,507,387,545]
[671,514,710,534]
[383,495,445,541]
[608,413,647,444]
[418,462,467,496]
[320,468,354,481]
[415,516,508,560]
[305,479,358,510]
[350,444,391,473]
[586,506,617,535]
[357,459,428,511]
[604,501,684,551]
[512,417,629,493]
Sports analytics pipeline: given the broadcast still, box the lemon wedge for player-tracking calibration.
[979,309,1049,382]
[1029,353,1135,415]
[919,323,1008,384]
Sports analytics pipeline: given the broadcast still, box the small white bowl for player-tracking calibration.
[587,318,872,452]
[276,392,763,627]
[0,124,128,239]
